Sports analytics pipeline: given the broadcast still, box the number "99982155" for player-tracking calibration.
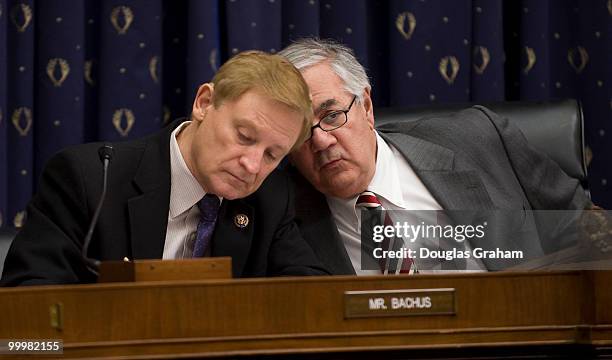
[1,339,63,354]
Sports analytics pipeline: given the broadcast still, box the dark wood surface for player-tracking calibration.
[0,270,610,359]
[98,257,232,282]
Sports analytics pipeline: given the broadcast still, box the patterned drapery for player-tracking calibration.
[1,0,610,229]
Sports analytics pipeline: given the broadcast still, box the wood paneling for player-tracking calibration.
[0,271,610,359]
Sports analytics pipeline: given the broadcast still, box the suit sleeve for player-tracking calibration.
[266,173,330,276]
[0,150,95,286]
[474,105,592,211]
[474,106,593,253]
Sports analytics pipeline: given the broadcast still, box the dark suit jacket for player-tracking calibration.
[292,106,592,275]
[1,121,328,286]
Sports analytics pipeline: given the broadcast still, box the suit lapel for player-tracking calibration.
[128,122,176,259]
[292,169,356,275]
[379,131,495,210]
[380,130,497,270]
[300,209,356,275]
[211,200,253,277]
[128,190,170,259]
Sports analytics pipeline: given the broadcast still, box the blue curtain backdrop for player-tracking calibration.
[0,0,610,229]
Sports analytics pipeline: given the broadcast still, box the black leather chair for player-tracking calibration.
[375,99,588,192]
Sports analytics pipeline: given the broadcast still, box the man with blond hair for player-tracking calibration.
[2,51,328,285]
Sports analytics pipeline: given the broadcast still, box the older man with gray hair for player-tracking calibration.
[279,38,593,276]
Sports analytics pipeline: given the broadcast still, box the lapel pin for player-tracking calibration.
[234,214,249,228]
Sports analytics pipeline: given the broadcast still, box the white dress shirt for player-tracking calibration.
[162,122,221,259]
[327,131,485,274]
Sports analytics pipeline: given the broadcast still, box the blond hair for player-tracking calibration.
[211,51,313,150]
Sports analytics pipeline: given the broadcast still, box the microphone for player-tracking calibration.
[98,144,114,162]
[82,144,114,276]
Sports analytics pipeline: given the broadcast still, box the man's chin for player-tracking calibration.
[213,184,256,200]
[215,189,244,200]
[320,176,363,199]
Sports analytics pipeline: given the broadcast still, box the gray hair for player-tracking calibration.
[278,38,371,104]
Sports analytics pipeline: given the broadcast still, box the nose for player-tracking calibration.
[310,127,337,152]
[239,147,263,175]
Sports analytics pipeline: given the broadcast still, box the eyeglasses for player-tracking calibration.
[307,95,357,141]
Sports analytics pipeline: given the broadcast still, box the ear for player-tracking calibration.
[192,83,214,122]
[362,87,375,130]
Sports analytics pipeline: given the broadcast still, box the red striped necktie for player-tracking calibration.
[356,191,416,274]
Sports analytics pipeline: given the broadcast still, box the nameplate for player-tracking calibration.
[344,288,456,318]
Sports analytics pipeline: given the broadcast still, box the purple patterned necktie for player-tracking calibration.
[192,194,220,257]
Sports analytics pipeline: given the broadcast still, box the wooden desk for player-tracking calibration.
[1,271,611,359]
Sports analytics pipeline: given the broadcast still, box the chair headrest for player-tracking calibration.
[375,99,587,183]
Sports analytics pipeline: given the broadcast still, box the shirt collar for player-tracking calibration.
[367,131,405,208]
[168,121,207,219]
[326,131,405,222]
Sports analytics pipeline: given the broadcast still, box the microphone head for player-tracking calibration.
[98,144,114,163]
